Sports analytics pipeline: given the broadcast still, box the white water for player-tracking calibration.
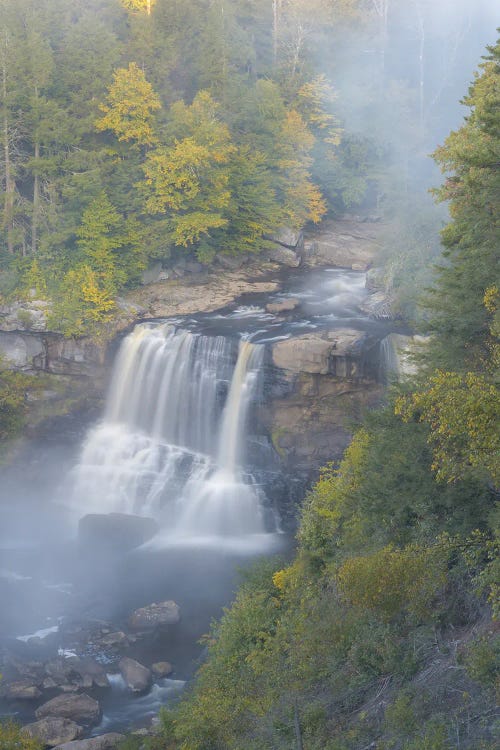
[70,326,272,542]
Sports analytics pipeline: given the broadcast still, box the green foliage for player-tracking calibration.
[49,264,116,338]
[336,543,448,623]
[426,37,500,371]
[0,721,42,749]
[463,634,500,695]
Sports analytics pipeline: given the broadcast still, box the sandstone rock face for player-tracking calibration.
[35,693,101,727]
[272,330,369,378]
[0,331,45,370]
[265,375,383,473]
[128,601,181,631]
[304,219,383,268]
[53,734,125,750]
[118,657,152,693]
[23,718,83,747]
[78,513,159,552]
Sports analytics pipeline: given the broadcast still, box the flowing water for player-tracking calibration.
[70,325,274,545]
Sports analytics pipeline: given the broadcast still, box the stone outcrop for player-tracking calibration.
[35,693,101,727]
[118,657,152,693]
[268,227,304,250]
[304,218,384,269]
[272,330,371,378]
[266,329,383,473]
[128,601,181,631]
[23,718,83,747]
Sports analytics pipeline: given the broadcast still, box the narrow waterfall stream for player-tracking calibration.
[71,325,274,545]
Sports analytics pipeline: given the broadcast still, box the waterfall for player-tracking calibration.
[70,325,272,542]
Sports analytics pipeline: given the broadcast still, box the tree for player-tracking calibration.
[425,36,500,371]
[96,62,161,146]
[76,192,126,293]
[142,91,235,254]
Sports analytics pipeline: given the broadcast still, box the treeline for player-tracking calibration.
[145,37,500,750]
[1,0,493,334]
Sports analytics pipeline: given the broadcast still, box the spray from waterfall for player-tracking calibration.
[70,325,274,543]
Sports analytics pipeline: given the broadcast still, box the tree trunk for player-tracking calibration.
[294,701,303,750]
[272,0,282,63]
[32,139,39,254]
[1,48,14,254]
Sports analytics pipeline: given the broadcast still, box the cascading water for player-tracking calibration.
[70,324,272,542]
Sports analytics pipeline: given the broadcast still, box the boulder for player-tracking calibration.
[78,513,159,552]
[151,661,173,678]
[266,298,300,314]
[2,679,42,700]
[35,693,101,727]
[128,600,180,631]
[118,657,152,693]
[53,734,125,750]
[267,246,301,267]
[268,227,304,249]
[23,718,83,747]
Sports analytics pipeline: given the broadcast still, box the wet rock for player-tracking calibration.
[23,717,83,747]
[128,601,181,631]
[35,693,101,727]
[266,298,300,314]
[119,657,152,693]
[151,661,173,677]
[73,658,110,690]
[351,261,369,271]
[78,513,159,552]
[267,246,301,267]
[53,734,125,750]
[1,679,42,700]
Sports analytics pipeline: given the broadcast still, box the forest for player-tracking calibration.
[0,1,499,749]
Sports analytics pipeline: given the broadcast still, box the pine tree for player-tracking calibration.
[426,36,500,371]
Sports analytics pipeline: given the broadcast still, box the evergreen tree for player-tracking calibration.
[426,36,500,371]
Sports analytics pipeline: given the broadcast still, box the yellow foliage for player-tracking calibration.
[336,543,448,622]
[96,62,161,145]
